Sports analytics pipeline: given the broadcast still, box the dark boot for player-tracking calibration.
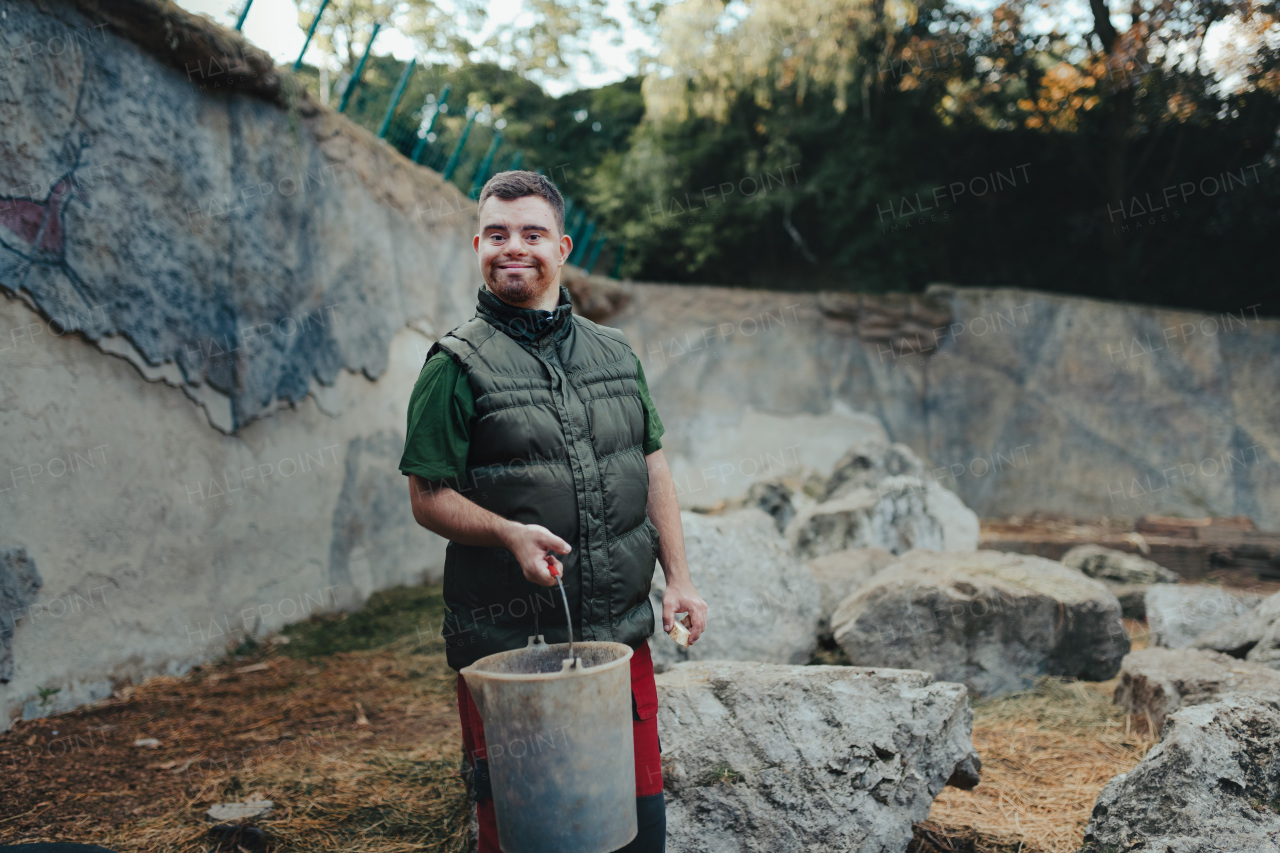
[611,792,666,853]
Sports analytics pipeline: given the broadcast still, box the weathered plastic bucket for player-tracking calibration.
[460,636,637,853]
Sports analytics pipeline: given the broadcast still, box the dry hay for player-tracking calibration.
[0,583,472,852]
[4,584,1165,852]
[97,740,472,853]
[918,619,1157,853]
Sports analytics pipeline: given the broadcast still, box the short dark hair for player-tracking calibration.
[477,170,566,236]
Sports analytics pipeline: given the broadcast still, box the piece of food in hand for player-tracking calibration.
[668,614,692,647]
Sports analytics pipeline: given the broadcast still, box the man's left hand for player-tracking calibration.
[662,580,708,645]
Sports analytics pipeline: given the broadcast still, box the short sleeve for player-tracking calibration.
[399,351,476,487]
[634,354,665,455]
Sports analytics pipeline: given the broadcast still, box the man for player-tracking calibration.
[399,170,708,852]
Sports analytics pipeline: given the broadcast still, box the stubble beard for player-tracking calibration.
[486,262,553,308]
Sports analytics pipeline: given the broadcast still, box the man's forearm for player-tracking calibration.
[408,474,516,548]
[645,449,692,586]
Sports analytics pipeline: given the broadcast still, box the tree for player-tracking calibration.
[585,0,1279,313]
[294,0,622,85]
[294,0,482,75]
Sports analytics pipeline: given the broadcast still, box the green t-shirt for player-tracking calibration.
[399,351,665,486]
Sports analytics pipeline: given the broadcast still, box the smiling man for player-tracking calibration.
[399,171,707,852]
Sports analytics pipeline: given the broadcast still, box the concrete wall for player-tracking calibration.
[613,283,1279,528]
[0,0,482,729]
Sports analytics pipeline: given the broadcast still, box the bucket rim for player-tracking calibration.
[459,640,635,682]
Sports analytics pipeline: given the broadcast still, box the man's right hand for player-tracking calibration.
[502,522,572,587]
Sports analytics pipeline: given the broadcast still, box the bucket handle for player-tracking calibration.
[546,557,579,667]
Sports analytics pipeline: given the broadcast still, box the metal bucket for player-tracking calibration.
[460,636,637,853]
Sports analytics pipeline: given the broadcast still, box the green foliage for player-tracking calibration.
[699,763,744,786]
[295,0,1276,313]
[324,56,644,255]
[585,0,1279,313]
[36,686,61,709]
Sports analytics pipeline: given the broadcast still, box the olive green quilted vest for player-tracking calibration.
[427,290,659,672]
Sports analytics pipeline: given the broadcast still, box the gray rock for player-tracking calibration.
[0,547,42,684]
[823,441,928,501]
[1249,604,1280,671]
[806,547,895,638]
[832,550,1129,697]
[785,476,979,561]
[1105,581,1153,619]
[1079,697,1280,853]
[1113,647,1280,731]
[206,800,274,822]
[743,480,796,534]
[649,509,820,673]
[657,661,980,853]
[1145,584,1261,649]
[1193,589,1280,662]
[1062,544,1180,585]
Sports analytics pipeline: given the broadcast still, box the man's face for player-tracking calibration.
[473,195,571,308]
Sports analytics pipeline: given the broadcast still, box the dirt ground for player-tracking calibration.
[0,584,471,852]
[0,540,1255,852]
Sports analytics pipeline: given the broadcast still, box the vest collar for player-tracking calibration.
[476,283,574,345]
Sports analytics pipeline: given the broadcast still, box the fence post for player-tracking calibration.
[571,221,596,265]
[411,84,450,163]
[504,151,524,172]
[585,237,606,273]
[379,57,417,139]
[568,213,589,260]
[293,0,331,71]
[442,109,477,181]
[469,132,504,198]
[234,0,254,31]
[339,22,382,113]
[611,244,625,278]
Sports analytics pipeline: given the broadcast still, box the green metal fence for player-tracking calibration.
[241,4,618,277]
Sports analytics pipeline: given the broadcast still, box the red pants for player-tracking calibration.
[456,639,664,853]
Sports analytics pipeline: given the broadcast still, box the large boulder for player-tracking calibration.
[832,550,1129,696]
[780,440,980,560]
[1145,584,1261,650]
[821,440,930,500]
[1061,544,1180,619]
[785,477,979,560]
[1061,544,1180,585]
[1193,588,1280,665]
[1079,697,1280,853]
[1113,647,1280,731]
[805,547,895,638]
[656,661,981,853]
[649,509,820,672]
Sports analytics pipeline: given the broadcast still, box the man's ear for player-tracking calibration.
[473,233,481,255]
[560,232,572,265]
